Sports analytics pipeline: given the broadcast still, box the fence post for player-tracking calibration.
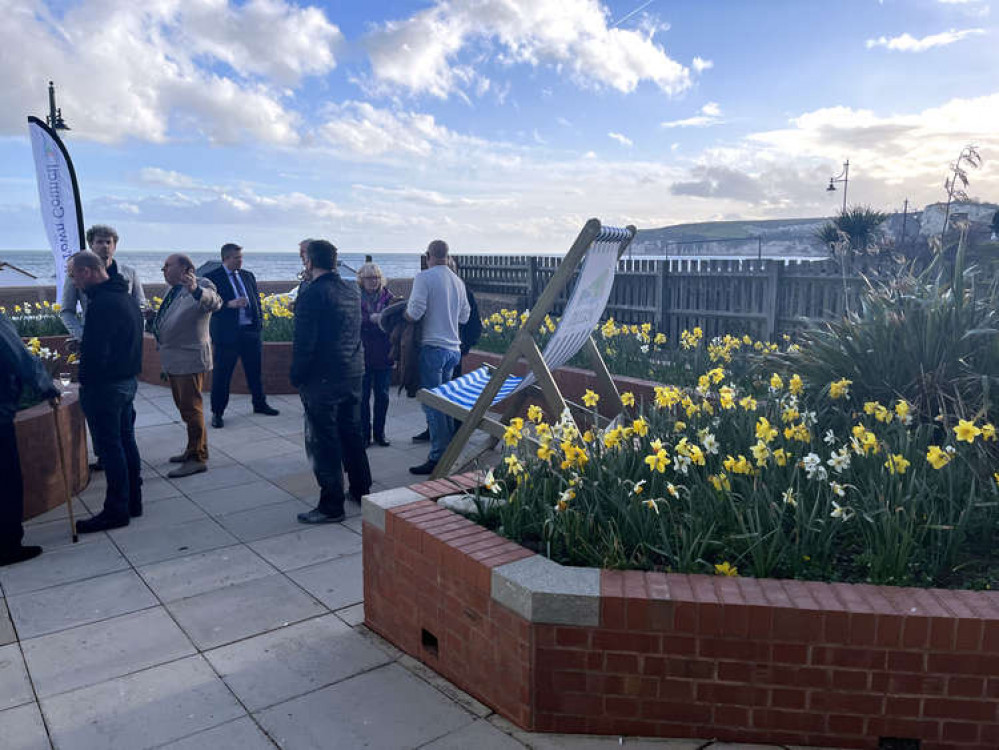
[763,261,780,341]
[656,261,669,333]
[526,256,538,308]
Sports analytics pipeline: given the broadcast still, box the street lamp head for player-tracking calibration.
[827,180,836,192]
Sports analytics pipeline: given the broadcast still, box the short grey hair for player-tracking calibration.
[68,250,104,273]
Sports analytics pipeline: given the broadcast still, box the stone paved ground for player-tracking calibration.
[0,382,817,749]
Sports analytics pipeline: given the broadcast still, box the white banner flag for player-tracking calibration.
[28,116,84,295]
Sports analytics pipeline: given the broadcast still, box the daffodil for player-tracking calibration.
[884,454,910,475]
[483,470,499,493]
[504,455,523,476]
[782,488,797,507]
[642,498,661,514]
[830,501,853,521]
[714,561,738,577]
[789,374,804,395]
[828,378,852,400]
[632,479,646,495]
[755,417,778,443]
[981,423,995,441]
[621,391,635,408]
[709,473,731,492]
[644,448,669,473]
[665,483,680,498]
[631,417,649,437]
[954,419,981,444]
[769,373,783,391]
[527,404,544,423]
[926,445,954,470]
[582,389,599,407]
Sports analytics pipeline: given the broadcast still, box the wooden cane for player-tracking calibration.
[49,400,79,543]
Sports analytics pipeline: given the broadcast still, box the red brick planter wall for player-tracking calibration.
[363,481,999,750]
[139,334,295,395]
[15,388,89,520]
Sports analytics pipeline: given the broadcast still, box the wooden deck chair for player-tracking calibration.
[419,218,637,480]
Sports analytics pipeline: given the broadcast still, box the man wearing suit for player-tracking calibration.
[206,243,279,428]
[151,254,222,478]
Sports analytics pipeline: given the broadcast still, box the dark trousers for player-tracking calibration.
[0,420,25,554]
[80,378,141,521]
[211,328,265,415]
[361,369,391,441]
[301,378,371,516]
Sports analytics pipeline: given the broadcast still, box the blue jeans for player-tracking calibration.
[361,369,392,441]
[80,378,141,521]
[419,346,461,462]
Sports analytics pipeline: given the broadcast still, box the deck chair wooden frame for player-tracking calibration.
[420,218,637,480]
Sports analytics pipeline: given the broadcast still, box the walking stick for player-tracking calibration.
[49,400,79,543]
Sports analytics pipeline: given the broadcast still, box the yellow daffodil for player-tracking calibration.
[709,473,731,492]
[714,561,738,577]
[829,378,852,399]
[621,391,635,408]
[925,445,954,470]
[644,448,669,473]
[982,423,995,441]
[755,417,778,443]
[773,448,790,467]
[582,389,599,407]
[527,404,544,423]
[884,454,910,475]
[953,419,981,444]
[537,443,554,462]
[789,374,804,396]
[770,373,783,390]
[504,455,523,476]
[739,395,757,412]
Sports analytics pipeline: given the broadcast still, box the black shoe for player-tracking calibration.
[409,460,437,476]
[89,460,104,472]
[212,413,224,429]
[76,513,129,534]
[297,509,345,524]
[373,435,391,447]
[412,429,430,443]
[254,404,280,416]
[0,545,43,567]
[348,489,368,504]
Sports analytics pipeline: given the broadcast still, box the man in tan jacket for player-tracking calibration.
[151,254,222,478]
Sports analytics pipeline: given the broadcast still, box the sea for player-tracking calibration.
[0,250,422,285]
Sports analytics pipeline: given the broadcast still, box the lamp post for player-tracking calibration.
[826,159,849,213]
[46,81,70,131]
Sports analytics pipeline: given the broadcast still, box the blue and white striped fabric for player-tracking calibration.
[430,366,522,408]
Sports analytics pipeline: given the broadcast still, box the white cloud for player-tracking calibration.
[865,28,985,52]
[137,168,202,189]
[692,56,713,73]
[363,0,692,99]
[0,0,341,144]
[661,102,723,128]
[608,131,633,147]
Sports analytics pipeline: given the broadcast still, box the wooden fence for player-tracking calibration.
[454,255,864,341]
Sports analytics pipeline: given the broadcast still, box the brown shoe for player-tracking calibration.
[169,453,189,463]
[167,460,207,478]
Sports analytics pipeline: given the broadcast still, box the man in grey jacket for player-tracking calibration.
[59,225,146,339]
[151,254,222,478]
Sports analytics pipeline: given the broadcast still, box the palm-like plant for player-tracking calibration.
[815,205,890,274]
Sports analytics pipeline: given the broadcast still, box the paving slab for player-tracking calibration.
[140,476,187,502]
[166,573,325,650]
[6,570,157,640]
[22,497,90,526]
[185,480,295,517]
[270,470,320,499]
[421,718,526,749]
[334,602,365,627]
[111,517,238,567]
[249,525,361,572]
[246,454,314,483]
[0,702,50,750]
[205,614,392,711]
[156,716,276,750]
[107,495,208,532]
[41,655,244,750]
[0,643,34,711]
[217,437,302,464]
[166,463,262,494]
[254,662,474,750]
[286,552,364,611]
[139,544,276,602]
[0,537,126,597]
[0,600,14,645]
[20,518,89,552]
[214,500,312,542]
[21,607,195,698]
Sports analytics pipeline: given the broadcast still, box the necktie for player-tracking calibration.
[152,286,180,341]
[231,271,254,324]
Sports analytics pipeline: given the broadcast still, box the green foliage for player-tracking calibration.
[2,302,69,337]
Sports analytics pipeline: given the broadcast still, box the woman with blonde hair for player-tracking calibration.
[357,262,396,447]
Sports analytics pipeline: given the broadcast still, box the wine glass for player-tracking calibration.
[58,372,71,394]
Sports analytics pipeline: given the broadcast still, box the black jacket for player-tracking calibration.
[290,272,363,389]
[79,274,144,386]
[0,313,58,422]
[206,266,263,344]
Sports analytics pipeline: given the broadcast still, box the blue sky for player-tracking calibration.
[1,0,997,253]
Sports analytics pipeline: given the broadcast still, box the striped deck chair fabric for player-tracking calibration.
[427,223,631,409]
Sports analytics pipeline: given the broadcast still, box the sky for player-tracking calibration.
[1,0,998,253]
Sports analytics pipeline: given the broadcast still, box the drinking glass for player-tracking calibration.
[58,372,71,394]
